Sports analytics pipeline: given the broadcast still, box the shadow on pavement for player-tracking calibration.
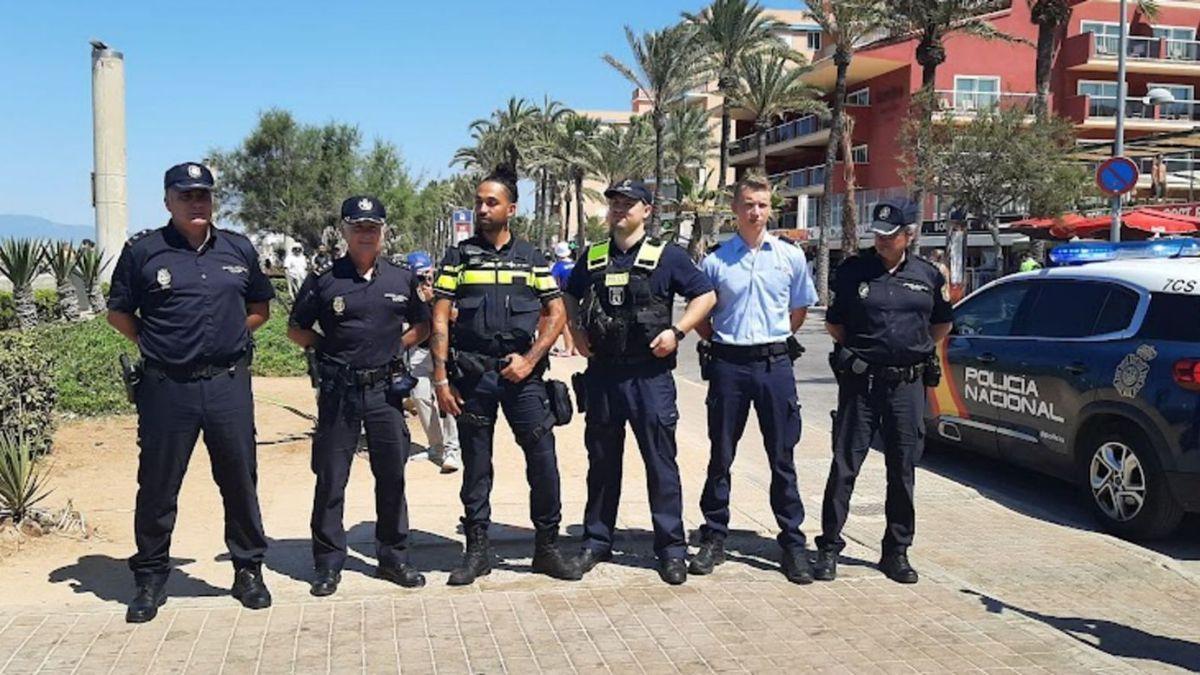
[964,589,1200,671]
[47,555,227,604]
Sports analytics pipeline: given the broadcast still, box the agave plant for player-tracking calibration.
[0,238,45,331]
[0,430,53,524]
[44,241,80,322]
[74,247,110,314]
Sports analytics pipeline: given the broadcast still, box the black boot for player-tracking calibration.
[448,523,492,586]
[657,558,687,585]
[377,563,426,588]
[688,532,726,575]
[813,548,838,582]
[231,567,272,610]
[879,551,919,584]
[575,548,612,576]
[531,529,582,581]
[126,577,167,624]
[781,547,813,585]
[310,569,341,597]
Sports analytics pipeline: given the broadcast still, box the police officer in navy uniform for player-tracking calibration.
[287,196,431,596]
[430,165,579,585]
[693,174,819,584]
[815,198,954,584]
[107,162,274,623]
[563,180,716,585]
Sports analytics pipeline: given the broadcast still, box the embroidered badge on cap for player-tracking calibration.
[358,198,372,212]
[156,267,172,289]
[858,282,869,299]
[332,296,345,316]
[877,205,892,221]
[187,164,202,179]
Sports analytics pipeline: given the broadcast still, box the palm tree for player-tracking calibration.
[0,239,45,331]
[543,114,603,250]
[676,171,723,257]
[683,0,787,190]
[665,105,715,185]
[1028,0,1157,117]
[531,96,573,237]
[727,48,827,175]
[44,241,80,322]
[74,247,110,314]
[808,0,888,302]
[592,116,655,187]
[604,24,709,234]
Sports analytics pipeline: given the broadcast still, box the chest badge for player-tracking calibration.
[609,286,626,306]
[332,296,346,316]
[858,282,870,299]
[222,265,248,275]
[383,292,407,303]
[156,267,172,289]
[901,281,930,294]
[1114,344,1157,398]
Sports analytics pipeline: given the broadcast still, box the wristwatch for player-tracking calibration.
[671,326,686,342]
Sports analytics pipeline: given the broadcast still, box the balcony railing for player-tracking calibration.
[933,90,1036,114]
[1086,96,1200,122]
[769,164,827,191]
[730,114,831,156]
[1091,33,1200,63]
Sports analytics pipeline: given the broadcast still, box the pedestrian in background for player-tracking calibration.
[406,250,462,474]
[551,241,578,356]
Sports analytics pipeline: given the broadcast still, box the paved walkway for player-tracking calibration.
[2,327,1199,673]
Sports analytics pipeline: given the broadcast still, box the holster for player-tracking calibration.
[385,365,419,410]
[119,353,143,404]
[697,339,713,381]
[305,348,320,389]
[922,352,942,387]
[786,336,806,362]
[546,379,573,426]
[571,372,588,414]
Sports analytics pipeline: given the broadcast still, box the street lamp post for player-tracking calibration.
[1111,0,1129,243]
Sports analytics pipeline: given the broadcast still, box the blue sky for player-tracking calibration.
[0,0,728,231]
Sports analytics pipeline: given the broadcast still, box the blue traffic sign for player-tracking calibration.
[1096,157,1140,197]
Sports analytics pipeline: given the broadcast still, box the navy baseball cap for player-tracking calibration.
[604,179,653,205]
[164,162,214,191]
[870,198,918,235]
[341,195,386,223]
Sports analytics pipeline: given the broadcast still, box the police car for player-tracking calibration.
[927,239,1200,540]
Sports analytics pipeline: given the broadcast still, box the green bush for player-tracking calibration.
[0,289,70,330]
[33,316,136,417]
[253,302,306,377]
[0,331,57,453]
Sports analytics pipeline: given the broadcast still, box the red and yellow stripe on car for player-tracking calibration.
[927,338,969,419]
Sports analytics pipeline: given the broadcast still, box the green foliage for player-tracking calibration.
[252,301,307,378]
[0,238,44,289]
[0,331,57,454]
[728,47,827,173]
[0,430,53,523]
[32,316,135,417]
[43,241,76,283]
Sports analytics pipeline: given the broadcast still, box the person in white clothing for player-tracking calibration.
[283,245,309,298]
[406,251,461,473]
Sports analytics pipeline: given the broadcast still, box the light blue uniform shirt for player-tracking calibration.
[700,232,818,346]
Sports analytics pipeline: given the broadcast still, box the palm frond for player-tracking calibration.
[0,238,44,288]
[44,241,77,283]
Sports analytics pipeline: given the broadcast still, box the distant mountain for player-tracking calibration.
[0,215,94,243]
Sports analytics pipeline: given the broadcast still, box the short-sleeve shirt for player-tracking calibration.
[699,232,817,346]
[826,250,954,367]
[107,223,274,366]
[432,235,560,302]
[289,257,430,369]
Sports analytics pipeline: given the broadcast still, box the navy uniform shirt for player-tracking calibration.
[289,257,430,369]
[107,223,275,366]
[827,250,954,367]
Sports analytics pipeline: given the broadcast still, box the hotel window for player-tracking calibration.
[953,76,1000,110]
[1154,26,1197,60]
[845,88,870,106]
[850,145,869,164]
[1082,21,1121,55]
[1078,81,1119,117]
[807,31,822,51]
[1149,82,1195,120]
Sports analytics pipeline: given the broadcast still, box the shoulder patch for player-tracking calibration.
[125,228,155,247]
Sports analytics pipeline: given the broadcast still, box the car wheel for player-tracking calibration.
[1082,423,1183,540]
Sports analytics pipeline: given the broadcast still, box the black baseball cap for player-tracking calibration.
[341,195,386,223]
[870,198,918,235]
[604,179,653,205]
[164,162,214,191]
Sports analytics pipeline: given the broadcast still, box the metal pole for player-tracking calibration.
[1190,151,1195,203]
[1111,0,1128,242]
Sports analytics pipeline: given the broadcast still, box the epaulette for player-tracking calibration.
[705,242,722,255]
[777,234,797,246]
[313,260,335,276]
[124,228,155,247]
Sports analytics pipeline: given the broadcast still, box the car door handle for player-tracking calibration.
[1066,362,1088,375]
[976,353,997,364]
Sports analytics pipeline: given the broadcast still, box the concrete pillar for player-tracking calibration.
[91,42,127,283]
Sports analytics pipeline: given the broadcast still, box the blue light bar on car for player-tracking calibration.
[1049,238,1200,266]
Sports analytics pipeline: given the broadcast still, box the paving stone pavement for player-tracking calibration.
[2,335,1199,673]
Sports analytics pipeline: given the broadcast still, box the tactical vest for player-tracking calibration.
[451,238,544,356]
[582,238,671,361]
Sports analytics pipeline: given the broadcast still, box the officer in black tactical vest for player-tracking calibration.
[816,198,954,584]
[107,162,274,622]
[288,196,431,596]
[563,179,715,585]
[430,165,579,585]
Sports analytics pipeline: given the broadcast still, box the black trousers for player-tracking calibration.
[130,364,266,581]
[582,366,685,560]
[700,354,806,551]
[817,373,925,555]
[311,380,411,571]
[456,370,562,533]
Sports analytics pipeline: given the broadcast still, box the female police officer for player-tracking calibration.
[107,162,274,622]
[815,198,953,584]
[430,165,579,585]
[288,196,431,596]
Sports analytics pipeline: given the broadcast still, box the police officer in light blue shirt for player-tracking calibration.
[692,174,818,584]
